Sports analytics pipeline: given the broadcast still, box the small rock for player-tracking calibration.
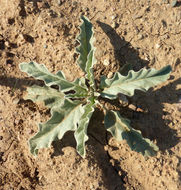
[107,72,113,79]
[103,59,110,66]
[85,11,89,16]
[111,22,118,29]
[57,0,62,5]
[104,145,109,151]
[128,104,136,111]
[138,34,144,40]
[12,97,19,105]
[155,43,161,49]
[111,14,117,20]
[4,41,10,47]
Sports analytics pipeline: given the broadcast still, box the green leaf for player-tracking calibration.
[100,65,172,99]
[74,97,95,158]
[76,16,96,89]
[29,99,84,156]
[25,85,65,109]
[85,50,96,90]
[76,16,94,72]
[104,110,159,156]
[19,62,88,97]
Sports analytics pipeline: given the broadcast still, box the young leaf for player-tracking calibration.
[100,65,172,99]
[25,85,65,109]
[19,62,88,97]
[29,99,84,156]
[85,50,96,90]
[74,97,95,158]
[104,110,159,156]
[76,16,96,89]
[76,16,94,72]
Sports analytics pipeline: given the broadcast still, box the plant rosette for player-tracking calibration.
[19,16,172,158]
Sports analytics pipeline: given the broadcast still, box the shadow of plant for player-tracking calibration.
[96,21,149,71]
[0,75,44,92]
[96,20,180,152]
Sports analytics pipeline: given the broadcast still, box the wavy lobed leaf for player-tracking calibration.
[100,65,172,99]
[104,110,159,156]
[76,16,96,89]
[74,97,95,157]
[85,50,96,90]
[25,85,65,109]
[29,99,84,156]
[19,62,88,98]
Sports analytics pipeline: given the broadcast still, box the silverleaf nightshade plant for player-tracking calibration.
[19,16,172,158]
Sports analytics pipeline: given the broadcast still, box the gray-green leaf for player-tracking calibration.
[74,97,95,158]
[19,62,88,96]
[100,65,172,99]
[29,99,84,156]
[76,16,96,89]
[104,110,159,156]
[85,50,96,90]
[25,85,65,109]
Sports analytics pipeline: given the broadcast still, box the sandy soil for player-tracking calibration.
[0,0,181,189]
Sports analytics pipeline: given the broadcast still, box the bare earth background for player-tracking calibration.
[0,0,181,190]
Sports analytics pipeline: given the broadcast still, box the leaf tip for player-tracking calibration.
[19,62,27,71]
[80,15,89,22]
[29,139,39,157]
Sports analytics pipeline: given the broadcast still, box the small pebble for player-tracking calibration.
[12,97,19,105]
[128,104,136,111]
[57,0,62,6]
[103,59,110,66]
[155,43,161,49]
[111,22,117,29]
[85,12,89,16]
[104,145,109,151]
[4,41,10,47]
[111,15,117,20]
[107,72,113,79]
[138,34,144,40]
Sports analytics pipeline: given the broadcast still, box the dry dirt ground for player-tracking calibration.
[0,0,181,190]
